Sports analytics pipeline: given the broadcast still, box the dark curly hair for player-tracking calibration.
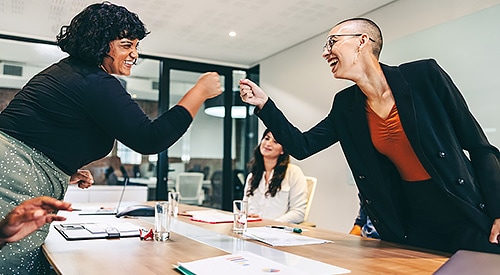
[56,1,149,66]
[246,129,290,198]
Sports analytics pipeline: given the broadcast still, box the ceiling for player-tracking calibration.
[0,0,395,67]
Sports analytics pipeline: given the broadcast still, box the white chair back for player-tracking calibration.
[303,176,317,223]
[176,172,204,205]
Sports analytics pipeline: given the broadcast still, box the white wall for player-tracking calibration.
[380,5,500,147]
[259,0,500,232]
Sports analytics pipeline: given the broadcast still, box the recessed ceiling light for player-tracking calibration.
[228,31,237,37]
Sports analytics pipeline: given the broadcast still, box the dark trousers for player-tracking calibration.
[401,179,500,254]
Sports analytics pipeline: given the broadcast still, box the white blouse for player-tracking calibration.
[242,164,308,224]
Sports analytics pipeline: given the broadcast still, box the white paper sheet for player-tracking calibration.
[243,227,331,246]
[178,251,309,275]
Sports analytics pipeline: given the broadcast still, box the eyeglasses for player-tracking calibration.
[322,34,375,53]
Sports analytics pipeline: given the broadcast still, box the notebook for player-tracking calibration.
[433,249,500,275]
[78,178,129,215]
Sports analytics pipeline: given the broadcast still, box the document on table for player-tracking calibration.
[243,227,331,246]
[177,251,310,275]
[183,210,261,223]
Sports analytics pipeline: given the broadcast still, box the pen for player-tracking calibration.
[267,225,302,233]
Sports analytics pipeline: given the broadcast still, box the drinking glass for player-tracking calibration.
[233,200,248,234]
[168,191,180,217]
[154,201,171,241]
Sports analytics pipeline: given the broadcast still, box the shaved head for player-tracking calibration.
[334,18,383,58]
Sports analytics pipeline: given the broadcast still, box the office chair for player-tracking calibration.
[300,176,317,227]
[175,172,205,205]
[210,170,247,208]
[210,171,223,208]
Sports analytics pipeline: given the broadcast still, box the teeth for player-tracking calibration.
[124,60,136,65]
[326,58,338,67]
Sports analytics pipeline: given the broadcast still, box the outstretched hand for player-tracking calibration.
[0,196,72,247]
[69,169,94,189]
[239,79,269,110]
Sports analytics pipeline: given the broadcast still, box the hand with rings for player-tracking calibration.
[239,79,269,109]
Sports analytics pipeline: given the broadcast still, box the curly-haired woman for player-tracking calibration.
[0,2,221,272]
[243,129,308,224]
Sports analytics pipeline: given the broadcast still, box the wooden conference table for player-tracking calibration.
[43,203,450,274]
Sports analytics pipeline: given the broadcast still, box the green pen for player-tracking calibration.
[267,225,302,233]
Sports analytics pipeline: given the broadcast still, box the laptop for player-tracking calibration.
[433,249,500,275]
[78,178,129,215]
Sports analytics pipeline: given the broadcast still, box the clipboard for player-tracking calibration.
[54,222,140,241]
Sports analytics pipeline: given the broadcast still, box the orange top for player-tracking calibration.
[366,104,431,181]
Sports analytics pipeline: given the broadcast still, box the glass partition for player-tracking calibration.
[168,69,226,207]
[114,58,160,200]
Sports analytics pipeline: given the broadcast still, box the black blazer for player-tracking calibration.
[257,59,500,244]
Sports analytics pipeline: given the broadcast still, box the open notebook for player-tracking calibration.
[78,178,129,215]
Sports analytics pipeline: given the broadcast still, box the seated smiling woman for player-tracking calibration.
[243,129,308,224]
